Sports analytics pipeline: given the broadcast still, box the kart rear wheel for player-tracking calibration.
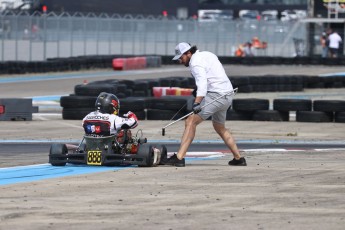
[137,144,154,167]
[159,145,167,165]
[49,143,68,166]
[77,143,86,153]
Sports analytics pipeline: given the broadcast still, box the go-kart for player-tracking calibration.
[49,129,166,167]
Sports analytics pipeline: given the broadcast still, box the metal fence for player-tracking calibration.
[0,11,308,61]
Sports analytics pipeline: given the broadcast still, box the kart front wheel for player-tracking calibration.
[49,143,68,166]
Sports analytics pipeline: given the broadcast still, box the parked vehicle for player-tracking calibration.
[281,10,298,21]
[239,10,259,21]
[261,10,278,21]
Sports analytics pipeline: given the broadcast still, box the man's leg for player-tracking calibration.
[213,121,241,159]
[176,114,204,160]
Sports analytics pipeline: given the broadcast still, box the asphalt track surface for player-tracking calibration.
[1,65,345,230]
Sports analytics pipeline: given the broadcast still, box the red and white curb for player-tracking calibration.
[242,148,345,152]
[169,148,345,158]
[168,152,225,158]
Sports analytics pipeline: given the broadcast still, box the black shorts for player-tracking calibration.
[329,48,339,56]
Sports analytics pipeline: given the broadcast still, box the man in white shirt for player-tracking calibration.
[327,29,342,58]
[164,42,246,167]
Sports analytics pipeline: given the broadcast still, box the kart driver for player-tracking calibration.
[82,92,163,166]
[82,92,138,137]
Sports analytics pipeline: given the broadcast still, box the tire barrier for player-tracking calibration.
[252,110,289,122]
[232,98,270,111]
[231,74,345,93]
[62,107,93,120]
[232,75,303,93]
[147,97,188,112]
[60,95,97,108]
[273,99,312,112]
[120,97,148,111]
[274,99,345,122]
[74,83,119,96]
[165,56,345,66]
[296,111,333,123]
[62,97,148,120]
[313,100,345,112]
[226,110,253,121]
[112,56,161,71]
[0,55,162,75]
[207,56,345,66]
[61,95,345,122]
[335,112,345,123]
[118,80,136,90]
[60,74,345,122]
[146,109,185,121]
[228,98,345,123]
[4,55,345,75]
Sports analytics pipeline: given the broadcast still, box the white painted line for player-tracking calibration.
[314,148,345,152]
[168,152,225,158]
[242,149,289,152]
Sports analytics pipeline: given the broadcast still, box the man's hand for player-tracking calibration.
[124,111,138,121]
[192,102,202,114]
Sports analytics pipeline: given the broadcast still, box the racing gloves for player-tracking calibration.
[193,102,202,114]
[124,111,138,121]
[122,111,138,129]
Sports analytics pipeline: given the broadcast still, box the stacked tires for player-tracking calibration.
[230,75,345,93]
[146,96,193,120]
[61,76,195,120]
[61,95,149,120]
[307,100,345,123]
[273,99,312,122]
[227,98,272,121]
[60,75,345,122]
[61,95,97,120]
[120,97,147,120]
[273,99,345,123]
[231,75,304,93]
[226,98,345,123]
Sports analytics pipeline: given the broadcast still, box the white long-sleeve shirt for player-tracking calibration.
[82,111,138,136]
[189,50,233,97]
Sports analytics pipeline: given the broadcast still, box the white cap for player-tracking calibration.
[172,42,192,60]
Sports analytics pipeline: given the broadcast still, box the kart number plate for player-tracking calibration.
[87,151,102,165]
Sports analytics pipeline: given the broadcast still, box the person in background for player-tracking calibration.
[320,32,329,58]
[327,28,342,58]
[243,42,254,57]
[235,44,244,57]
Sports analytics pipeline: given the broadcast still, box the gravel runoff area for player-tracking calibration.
[0,65,345,230]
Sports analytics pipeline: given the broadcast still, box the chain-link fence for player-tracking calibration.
[0,11,308,61]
